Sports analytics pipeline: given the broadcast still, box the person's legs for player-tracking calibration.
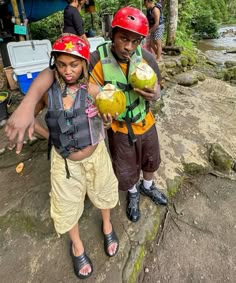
[84,141,119,256]
[137,125,168,205]
[155,39,162,61]
[69,223,92,276]
[150,39,158,58]
[143,171,154,181]
[50,147,92,278]
[145,35,153,53]
[100,209,119,256]
[150,24,164,61]
[107,129,141,222]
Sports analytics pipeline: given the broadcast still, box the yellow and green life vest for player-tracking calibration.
[98,43,149,125]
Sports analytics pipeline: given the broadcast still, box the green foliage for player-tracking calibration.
[176,0,236,42]
[175,32,194,49]
[28,0,236,48]
[192,14,219,39]
[29,11,63,43]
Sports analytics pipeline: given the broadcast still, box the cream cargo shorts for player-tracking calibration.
[50,141,118,234]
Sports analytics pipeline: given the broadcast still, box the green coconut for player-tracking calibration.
[129,63,157,90]
[96,84,126,116]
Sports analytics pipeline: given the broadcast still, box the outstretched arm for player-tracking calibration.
[33,93,49,140]
[5,68,54,153]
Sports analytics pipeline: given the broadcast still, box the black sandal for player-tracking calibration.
[70,243,93,279]
[102,224,119,257]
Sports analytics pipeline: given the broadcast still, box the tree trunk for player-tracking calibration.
[166,0,178,47]
[10,0,25,41]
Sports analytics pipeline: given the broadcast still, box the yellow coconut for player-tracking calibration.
[129,62,157,90]
[96,84,126,116]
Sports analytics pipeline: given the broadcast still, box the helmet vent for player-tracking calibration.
[77,42,84,48]
[127,15,135,21]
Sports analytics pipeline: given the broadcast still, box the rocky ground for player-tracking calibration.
[0,51,236,282]
[138,174,236,283]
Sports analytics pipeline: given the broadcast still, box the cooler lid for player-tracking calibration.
[7,39,52,69]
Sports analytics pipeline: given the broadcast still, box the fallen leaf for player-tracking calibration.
[16,162,24,174]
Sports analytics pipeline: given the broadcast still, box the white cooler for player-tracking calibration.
[7,40,52,94]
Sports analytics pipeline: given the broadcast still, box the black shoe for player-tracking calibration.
[126,191,140,222]
[139,180,168,206]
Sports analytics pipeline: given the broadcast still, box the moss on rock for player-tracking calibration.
[181,57,188,67]
[146,209,160,242]
[224,66,236,81]
[208,143,234,172]
[183,162,208,176]
[128,245,146,283]
[0,210,54,237]
[167,176,185,198]
[181,49,197,66]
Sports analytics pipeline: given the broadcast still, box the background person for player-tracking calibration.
[144,0,164,61]
[63,0,90,47]
[89,7,168,223]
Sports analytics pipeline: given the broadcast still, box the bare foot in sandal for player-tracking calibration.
[102,222,119,257]
[71,242,93,279]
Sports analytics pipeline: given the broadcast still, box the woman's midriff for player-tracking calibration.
[55,144,98,161]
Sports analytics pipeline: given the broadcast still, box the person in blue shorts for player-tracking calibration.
[144,0,165,61]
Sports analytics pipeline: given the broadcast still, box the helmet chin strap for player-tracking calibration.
[49,55,56,70]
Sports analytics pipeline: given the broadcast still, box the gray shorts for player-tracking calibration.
[150,24,165,40]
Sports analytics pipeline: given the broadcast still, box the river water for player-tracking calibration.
[197,24,236,65]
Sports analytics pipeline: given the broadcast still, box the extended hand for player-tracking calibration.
[4,107,35,154]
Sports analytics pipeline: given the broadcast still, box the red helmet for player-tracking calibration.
[111,7,149,37]
[51,34,90,63]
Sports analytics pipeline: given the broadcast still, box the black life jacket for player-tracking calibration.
[45,81,104,159]
[147,3,164,28]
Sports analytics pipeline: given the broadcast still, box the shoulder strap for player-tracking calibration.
[97,41,111,51]
[152,3,162,13]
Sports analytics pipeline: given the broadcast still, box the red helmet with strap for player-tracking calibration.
[51,34,90,63]
[111,7,149,37]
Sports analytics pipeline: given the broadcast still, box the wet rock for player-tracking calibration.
[175,73,198,86]
[232,161,236,172]
[226,48,236,53]
[164,61,177,69]
[193,71,206,81]
[215,70,225,80]
[157,61,165,72]
[224,60,236,68]
[223,66,236,81]
[206,60,217,66]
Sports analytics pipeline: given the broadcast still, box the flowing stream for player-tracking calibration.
[197,24,236,65]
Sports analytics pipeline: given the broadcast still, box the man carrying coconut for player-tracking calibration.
[89,6,168,222]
